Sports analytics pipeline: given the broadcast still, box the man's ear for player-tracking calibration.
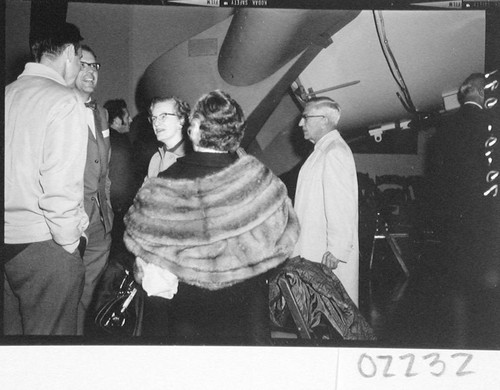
[64,44,76,62]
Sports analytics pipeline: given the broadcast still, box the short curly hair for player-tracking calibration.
[191,90,246,152]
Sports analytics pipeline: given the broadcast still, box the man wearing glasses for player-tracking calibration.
[292,97,360,306]
[147,96,191,178]
[74,44,114,334]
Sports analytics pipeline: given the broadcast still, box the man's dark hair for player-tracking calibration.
[104,99,128,126]
[31,22,84,62]
[81,44,97,60]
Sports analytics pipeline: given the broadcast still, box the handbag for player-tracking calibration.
[94,268,144,336]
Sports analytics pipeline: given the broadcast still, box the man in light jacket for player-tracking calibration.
[293,97,360,305]
[4,23,89,335]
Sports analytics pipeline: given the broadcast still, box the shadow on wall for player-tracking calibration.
[289,122,313,161]
[278,126,313,203]
[287,92,312,161]
[129,111,161,182]
[135,74,152,115]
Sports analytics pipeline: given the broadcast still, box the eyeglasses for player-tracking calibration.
[81,61,101,71]
[148,112,177,124]
[301,114,325,121]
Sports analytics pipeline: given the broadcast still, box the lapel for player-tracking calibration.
[88,105,113,233]
[88,125,97,144]
[92,106,110,174]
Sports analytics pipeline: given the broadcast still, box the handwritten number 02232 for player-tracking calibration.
[357,352,474,378]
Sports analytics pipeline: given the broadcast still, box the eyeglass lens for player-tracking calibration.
[149,113,176,123]
[81,61,100,71]
[301,115,324,120]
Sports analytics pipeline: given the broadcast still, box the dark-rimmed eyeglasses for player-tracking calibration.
[301,114,325,121]
[81,61,101,71]
[148,112,177,124]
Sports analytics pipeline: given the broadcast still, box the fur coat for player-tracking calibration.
[124,155,300,290]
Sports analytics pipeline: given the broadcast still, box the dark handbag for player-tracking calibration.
[94,269,144,336]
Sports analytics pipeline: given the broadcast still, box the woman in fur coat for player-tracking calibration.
[124,90,299,344]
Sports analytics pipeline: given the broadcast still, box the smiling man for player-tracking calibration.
[74,44,114,335]
[147,96,191,178]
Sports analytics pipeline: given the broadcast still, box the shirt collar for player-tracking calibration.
[159,140,185,157]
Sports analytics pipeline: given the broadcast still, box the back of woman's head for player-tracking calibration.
[191,90,246,152]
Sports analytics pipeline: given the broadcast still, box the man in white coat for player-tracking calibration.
[293,97,359,306]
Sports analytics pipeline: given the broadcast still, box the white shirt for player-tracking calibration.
[84,101,96,138]
[147,146,183,178]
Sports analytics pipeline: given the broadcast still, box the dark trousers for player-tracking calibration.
[3,240,85,335]
[78,222,112,335]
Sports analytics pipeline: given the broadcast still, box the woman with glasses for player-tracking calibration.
[146,96,191,178]
[124,90,299,344]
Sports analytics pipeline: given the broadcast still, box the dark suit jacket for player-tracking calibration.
[84,104,113,233]
[432,103,490,218]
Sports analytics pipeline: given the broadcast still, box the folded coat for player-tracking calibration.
[124,155,300,290]
[269,256,376,340]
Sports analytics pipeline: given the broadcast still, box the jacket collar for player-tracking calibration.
[19,63,67,86]
[315,129,340,151]
[179,151,237,168]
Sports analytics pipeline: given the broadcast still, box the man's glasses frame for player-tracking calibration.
[301,114,325,121]
[148,112,177,124]
[81,61,101,71]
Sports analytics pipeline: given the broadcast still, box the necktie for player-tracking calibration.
[85,100,97,110]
